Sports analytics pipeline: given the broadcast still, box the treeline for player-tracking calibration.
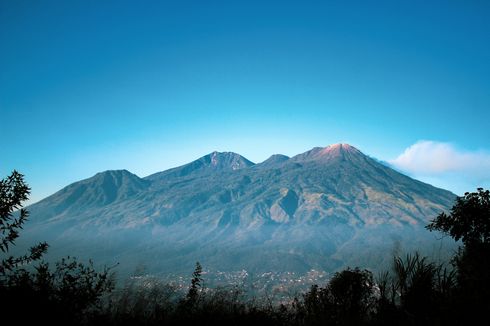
[1,171,489,325]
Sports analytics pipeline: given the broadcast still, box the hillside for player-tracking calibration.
[21,144,456,277]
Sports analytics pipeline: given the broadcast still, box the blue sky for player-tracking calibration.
[1,0,489,203]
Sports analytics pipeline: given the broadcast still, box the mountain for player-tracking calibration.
[146,151,255,181]
[32,169,150,215]
[258,154,290,167]
[21,144,457,279]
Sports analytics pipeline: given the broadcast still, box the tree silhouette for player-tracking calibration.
[329,268,375,325]
[0,170,48,275]
[0,171,114,325]
[427,188,490,246]
[186,261,203,305]
[427,188,490,325]
[297,267,375,325]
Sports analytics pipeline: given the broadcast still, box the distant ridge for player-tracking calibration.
[258,154,290,167]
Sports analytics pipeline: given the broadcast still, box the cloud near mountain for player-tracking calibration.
[391,140,490,176]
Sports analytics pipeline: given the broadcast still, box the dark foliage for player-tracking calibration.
[185,261,203,305]
[374,253,456,326]
[427,188,490,246]
[296,268,375,325]
[427,188,490,325]
[1,257,114,325]
[0,170,48,274]
[0,171,114,326]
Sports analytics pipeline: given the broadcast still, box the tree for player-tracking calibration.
[186,261,203,304]
[393,253,442,323]
[329,268,375,325]
[297,267,375,325]
[426,188,490,246]
[427,188,490,325]
[0,171,114,325]
[0,170,48,276]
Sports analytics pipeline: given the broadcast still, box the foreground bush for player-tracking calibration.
[0,171,114,326]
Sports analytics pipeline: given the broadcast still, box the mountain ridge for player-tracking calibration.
[21,144,457,276]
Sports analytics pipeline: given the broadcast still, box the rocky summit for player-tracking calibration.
[22,144,456,277]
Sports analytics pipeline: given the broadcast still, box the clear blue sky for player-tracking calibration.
[1,0,489,203]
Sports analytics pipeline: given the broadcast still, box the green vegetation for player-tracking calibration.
[1,171,488,325]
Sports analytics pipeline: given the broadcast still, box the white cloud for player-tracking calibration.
[390,141,490,176]
[389,141,490,195]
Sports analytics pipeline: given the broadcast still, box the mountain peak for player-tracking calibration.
[292,143,363,162]
[202,151,255,170]
[258,154,290,167]
[33,169,149,211]
[94,169,134,178]
[145,151,255,181]
[317,143,361,156]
